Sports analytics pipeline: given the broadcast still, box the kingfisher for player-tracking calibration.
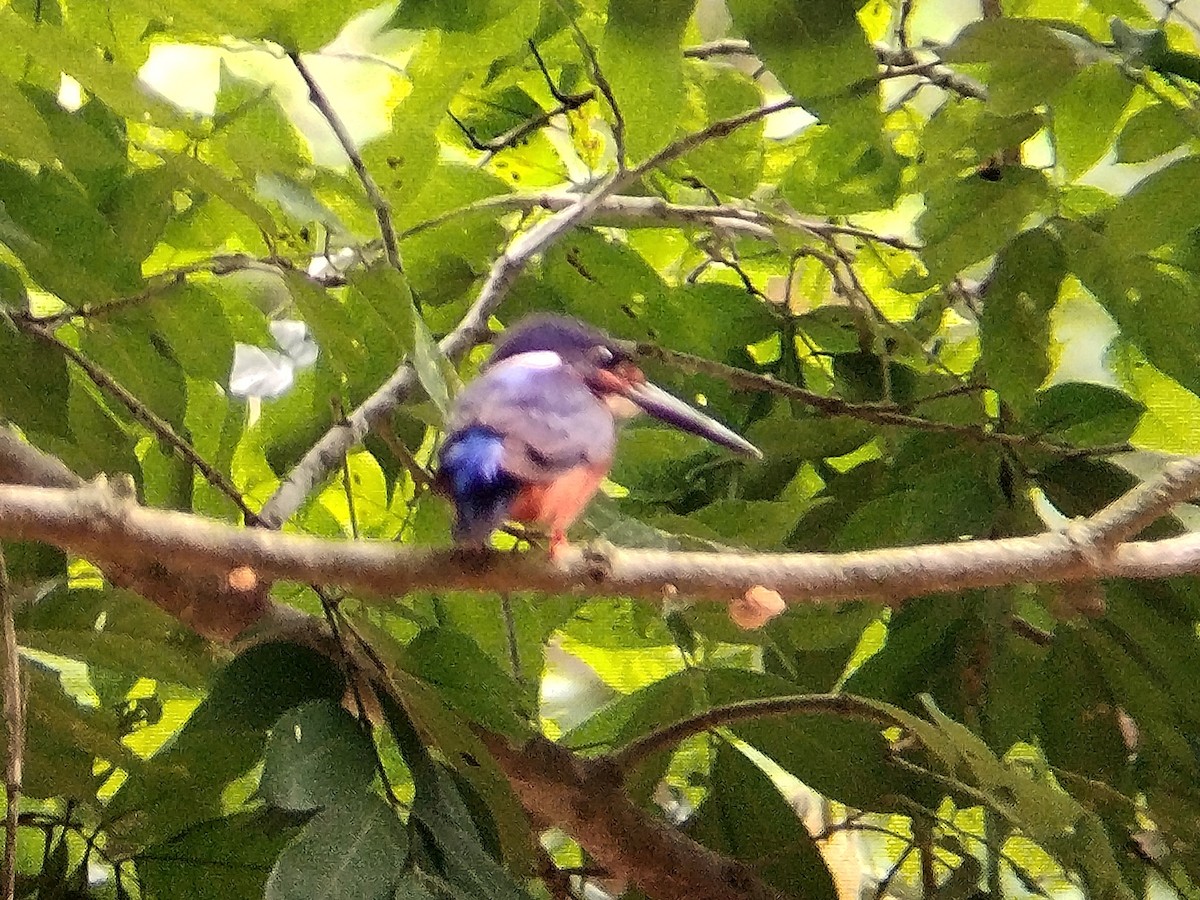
[437,314,761,553]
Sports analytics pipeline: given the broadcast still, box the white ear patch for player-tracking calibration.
[493,350,564,372]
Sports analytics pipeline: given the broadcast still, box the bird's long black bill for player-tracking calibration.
[625,381,762,458]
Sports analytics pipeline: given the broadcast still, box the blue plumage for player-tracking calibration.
[438,426,519,544]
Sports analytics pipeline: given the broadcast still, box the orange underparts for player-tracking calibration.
[508,463,610,556]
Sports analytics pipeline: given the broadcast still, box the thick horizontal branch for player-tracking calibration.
[3,482,1200,608]
[0,429,275,641]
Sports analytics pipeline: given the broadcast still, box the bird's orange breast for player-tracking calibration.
[508,463,611,532]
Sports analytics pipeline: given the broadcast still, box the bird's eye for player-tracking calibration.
[590,345,615,365]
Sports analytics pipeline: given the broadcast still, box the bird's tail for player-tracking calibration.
[437,427,518,545]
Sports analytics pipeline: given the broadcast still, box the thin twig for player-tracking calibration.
[632,342,1132,458]
[684,41,986,100]
[0,544,21,900]
[611,694,893,772]
[555,0,626,169]
[288,51,402,272]
[313,586,403,809]
[24,254,303,328]
[500,593,524,691]
[333,401,361,540]
[14,318,262,525]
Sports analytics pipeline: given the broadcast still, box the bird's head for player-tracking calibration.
[486,315,762,458]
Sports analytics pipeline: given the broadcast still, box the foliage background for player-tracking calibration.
[3,0,1200,897]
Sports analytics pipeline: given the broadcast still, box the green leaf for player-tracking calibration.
[80,314,189,430]
[943,19,1082,114]
[1115,102,1192,163]
[0,71,56,164]
[1063,220,1200,396]
[726,0,878,116]
[703,669,907,812]
[1024,382,1144,447]
[1052,62,1133,179]
[15,664,136,800]
[0,317,68,436]
[2,10,191,128]
[978,228,1065,413]
[0,159,135,302]
[917,102,1042,190]
[107,643,346,847]
[682,63,764,196]
[918,168,1050,282]
[138,810,302,900]
[1105,156,1200,256]
[780,105,902,215]
[264,793,407,900]
[393,876,439,900]
[260,700,377,813]
[151,282,237,385]
[389,0,502,32]
[687,742,836,900]
[402,628,528,739]
[600,0,696,161]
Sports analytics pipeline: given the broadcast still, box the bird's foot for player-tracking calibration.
[548,530,570,561]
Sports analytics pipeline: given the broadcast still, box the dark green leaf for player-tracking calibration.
[704,669,907,811]
[402,628,528,738]
[1024,382,1144,447]
[600,0,696,160]
[0,317,68,436]
[16,663,136,800]
[978,228,1065,413]
[687,742,836,900]
[918,168,1050,282]
[107,643,346,847]
[260,700,377,813]
[264,793,406,900]
[943,19,1082,114]
[137,810,303,900]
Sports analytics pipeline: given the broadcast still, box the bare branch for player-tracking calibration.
[612,694,893,772]
[684,40,987,101]
[480,732,786,900]
[0,428,274,642]
[1066,456,1200,551]
[5,481,1200,610]
[0,544,22,900]
[288,51,402,272]
[0,435,783,900]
